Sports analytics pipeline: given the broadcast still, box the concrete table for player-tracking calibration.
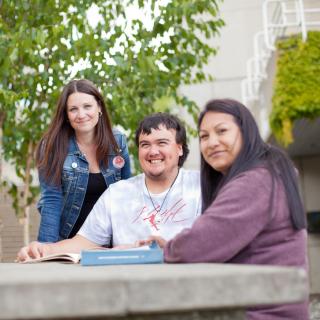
[0,263,308,320]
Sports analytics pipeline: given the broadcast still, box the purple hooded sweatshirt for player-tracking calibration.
[164,167,309,320]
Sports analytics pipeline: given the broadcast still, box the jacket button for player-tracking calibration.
[71,162,77,169]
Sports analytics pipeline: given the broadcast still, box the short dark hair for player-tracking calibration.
[135,113,189,167]
[199,98,306,230]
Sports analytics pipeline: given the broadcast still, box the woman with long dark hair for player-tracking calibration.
[36,79,131,242]
[146,99,308,319]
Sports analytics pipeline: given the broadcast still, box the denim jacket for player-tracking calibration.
[37,129,131,242]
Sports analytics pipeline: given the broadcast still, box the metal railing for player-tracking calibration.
[241,0,320,107]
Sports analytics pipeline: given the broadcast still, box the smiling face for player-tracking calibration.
[138,125,183,183]
[199,111,243,174]
[66,92,101,137]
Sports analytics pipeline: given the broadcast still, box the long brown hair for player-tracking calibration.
[198,99,306,230]
[36,79,118,185]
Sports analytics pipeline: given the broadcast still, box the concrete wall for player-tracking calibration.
[295,156,320,212]
[0,263,308,320]
[294,155,320,295]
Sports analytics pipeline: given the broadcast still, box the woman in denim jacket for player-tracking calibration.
[36,79,131,242]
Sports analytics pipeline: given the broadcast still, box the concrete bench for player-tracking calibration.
[0,263,308,320]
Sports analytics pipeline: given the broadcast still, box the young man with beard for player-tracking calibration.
[17,113,201,261]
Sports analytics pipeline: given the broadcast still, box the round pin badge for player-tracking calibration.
[113,155,125,169]
[71,162,78,169]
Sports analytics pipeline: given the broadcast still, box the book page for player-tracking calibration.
[21,253,81,264]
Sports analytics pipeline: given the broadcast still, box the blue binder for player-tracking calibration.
[80,242,164,266]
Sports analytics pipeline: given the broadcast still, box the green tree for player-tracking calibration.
[0,0,224,244]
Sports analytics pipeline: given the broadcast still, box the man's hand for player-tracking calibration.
[16,241,53,262]
[136,235,167,249]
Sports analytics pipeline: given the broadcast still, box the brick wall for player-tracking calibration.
[0,190,40,262]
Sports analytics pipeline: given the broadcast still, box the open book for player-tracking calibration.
[21,242,163,265]
[21,252,81,264]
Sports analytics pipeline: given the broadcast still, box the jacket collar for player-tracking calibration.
[68,136,82,156]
